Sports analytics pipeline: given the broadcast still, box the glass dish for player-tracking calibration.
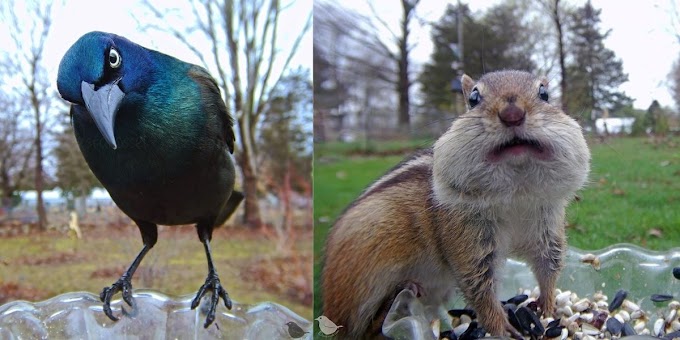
[383,244,680,339]
[0,290,311,339]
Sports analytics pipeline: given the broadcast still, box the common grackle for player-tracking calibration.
[57,31,243,328]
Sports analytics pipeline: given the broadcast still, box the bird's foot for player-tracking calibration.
[191,271,232,328]
[99,275,135,321]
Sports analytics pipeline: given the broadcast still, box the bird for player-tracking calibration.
[56,31,243,328]
[285,321,309,338]
[315,315,343,336]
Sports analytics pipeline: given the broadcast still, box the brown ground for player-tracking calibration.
[0,207,313,319]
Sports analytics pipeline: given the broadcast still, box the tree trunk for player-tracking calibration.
[397,0,413,131]
[1,186,13,219]
[280,162,294,253]
[397,47,410,131]
[33,93,47,230]
[552,0,568,112]
[237,116,262,229]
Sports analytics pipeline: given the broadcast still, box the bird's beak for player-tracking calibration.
[80,81,124,149]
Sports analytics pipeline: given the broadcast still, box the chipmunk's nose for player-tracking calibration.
[498,104,525,127]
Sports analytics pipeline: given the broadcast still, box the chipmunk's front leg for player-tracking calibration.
[524,206,567,317]
[444,215,521,338]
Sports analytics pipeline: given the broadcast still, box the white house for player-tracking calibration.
[595,117,635,135]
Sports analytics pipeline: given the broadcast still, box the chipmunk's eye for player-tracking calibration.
[539,84,549,102]
[468,88,481,108]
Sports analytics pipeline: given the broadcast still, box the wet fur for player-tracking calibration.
[321,70,590,338]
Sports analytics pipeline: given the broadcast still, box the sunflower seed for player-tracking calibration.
[516,306,544,336]
[545,326,563,338]
[506,306,522,334]
[448,309,477,319]
[609,289,627,312]
[673,267,680,280]
[596,300,609,309]
[655,318,665,336]
[606,317,623,335]
[672,319,680,332]
[580,312,593,323]
[652,294,674,303]
[622,299,640,312]
[453,323,470,337]
[581,253,601,270]
[505,294,529,306]
[556,291,572,306]
[431,319,441,338]
[622,322,637,336]
[631,309,645,320]
[614,314,625,324]
[593,291,607,302]
[666,308,678,324]
[664,330,680,340]
[573,298,591,312]
[460,321,485,340]
[439,330,456,340]
[582,323,600,336]
[557,306,574,317]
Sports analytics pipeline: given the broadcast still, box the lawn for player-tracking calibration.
[0,217,313,320]
[313,136,680,317]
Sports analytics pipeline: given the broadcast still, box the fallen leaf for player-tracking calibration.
[612,188,625,196]
[648,228,663,237]
[580,253,601,271]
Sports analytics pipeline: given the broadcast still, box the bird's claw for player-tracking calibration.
[191,272,232,328]
[99,276,135,321]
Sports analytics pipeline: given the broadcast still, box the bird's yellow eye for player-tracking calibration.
[109,48,121,68]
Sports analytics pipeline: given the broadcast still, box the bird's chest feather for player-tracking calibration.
[71,103,229,223]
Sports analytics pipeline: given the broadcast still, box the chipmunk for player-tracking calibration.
[321,70,591,339]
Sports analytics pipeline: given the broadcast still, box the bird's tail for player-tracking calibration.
[216,190,244,226]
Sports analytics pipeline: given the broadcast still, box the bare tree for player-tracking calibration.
[369,0,420,131]
[141,0,311,228]
[314,2,403,142]
[0,96,34,218]
[0,1,58,229]
[258,68,312,253]
[316,0,420,132]
[540,0,570,111]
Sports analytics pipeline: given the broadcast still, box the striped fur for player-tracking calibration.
[321,70,591,339]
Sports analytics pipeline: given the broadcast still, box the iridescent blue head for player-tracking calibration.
[57,31,152,149]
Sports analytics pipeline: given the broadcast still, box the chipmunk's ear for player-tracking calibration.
[461,74,476,110]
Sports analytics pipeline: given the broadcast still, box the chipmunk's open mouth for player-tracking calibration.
[488,137,552,162]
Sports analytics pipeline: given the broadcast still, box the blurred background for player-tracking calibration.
[314,0,680,318]
[0,0,312,319]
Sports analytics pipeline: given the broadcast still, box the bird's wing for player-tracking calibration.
[187,66,236,154]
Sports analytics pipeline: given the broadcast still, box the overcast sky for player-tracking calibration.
[342,0,680,111]
[1,0,677,112]
[1,0,312,105]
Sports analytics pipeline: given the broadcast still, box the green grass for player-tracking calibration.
[0,226,313,319]
[566,137,680,250]
[315,137,434,159]
[313,136,680,318]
